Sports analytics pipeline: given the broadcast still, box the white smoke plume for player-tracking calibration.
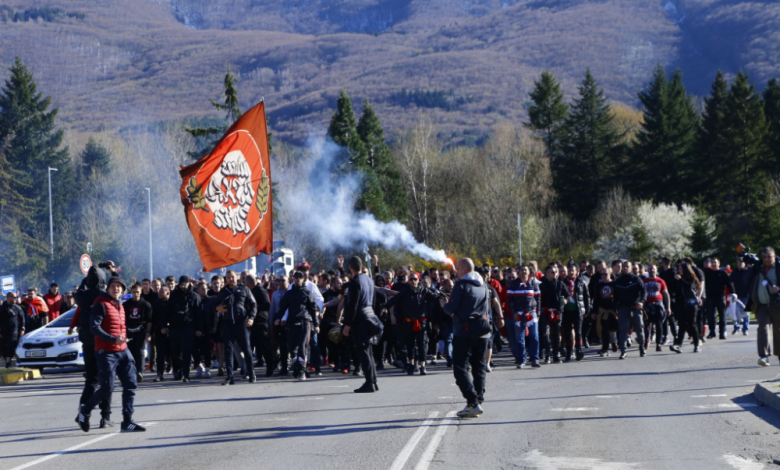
[275,134,449,264]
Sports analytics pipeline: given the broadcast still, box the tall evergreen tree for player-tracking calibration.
[356,99,407,222]
[0,56,74,283]
[695,70,729,203]
[80,137,111,179]
[764,78,780,173]
[525,71,569,157]
[328,89,365,157]
[720,71,769,217]
[632,66,699,205]
[185,71,242,160]
[554,69,623,219]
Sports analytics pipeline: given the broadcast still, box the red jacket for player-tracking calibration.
[92,296,127,352]
[44,293,62,320]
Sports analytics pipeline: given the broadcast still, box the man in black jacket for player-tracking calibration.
[704,258,736,339]
[0,292,25,368]
[279,271,318,380]
[443,258,490,418]
[151,286,173,382]
[342,256,381,393]
[730,257,753,335]
[658,257,679,345]
[387,272,442,376]
[216,270,258,385]
[167,276,201,382]
[122,284,152,382]
[245,274,272,372]
[613,260,647,359]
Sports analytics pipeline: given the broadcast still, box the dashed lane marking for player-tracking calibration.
[8,422,157,470]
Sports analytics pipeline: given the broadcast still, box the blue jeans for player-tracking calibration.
[85,348,137,422]
[438,323,453,360]
[513,320,539,364]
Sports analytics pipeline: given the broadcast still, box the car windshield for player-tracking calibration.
[47,307,76,328]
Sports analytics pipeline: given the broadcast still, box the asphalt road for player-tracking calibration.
[1,333,780,470]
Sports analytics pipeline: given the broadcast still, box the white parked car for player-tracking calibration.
[16,307,84,370]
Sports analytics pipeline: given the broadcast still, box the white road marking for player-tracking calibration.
[516,450,640,469]
[413,411,457,470]
[594,396,619,399]
[550,408,599,411]
[295,397,324,400]
[691,394,727,398]
[723,453,765,470]
[388,412,439,470]
[8,422,157,470]
[694,403,758,409]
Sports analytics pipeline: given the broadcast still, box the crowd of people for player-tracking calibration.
[2,247,780,425]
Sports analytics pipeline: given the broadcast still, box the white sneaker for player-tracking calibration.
[758,357,770,367]
[456,403,483,418]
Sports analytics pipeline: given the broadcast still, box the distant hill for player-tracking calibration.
[1,0,778,145]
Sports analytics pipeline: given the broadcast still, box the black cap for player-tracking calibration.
[107,275,127,290]
[178,275,190,285]
[476,267,488,275]
[293,271,305,279]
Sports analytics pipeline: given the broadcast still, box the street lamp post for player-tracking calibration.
[48,167,58,263]
[145,188,153,279]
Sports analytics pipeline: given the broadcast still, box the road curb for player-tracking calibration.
[0,368,42,385]
[753,373,780,411]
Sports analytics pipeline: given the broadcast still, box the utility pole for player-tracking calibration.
[48,167,58,269]
[517,213,522,266]
[145,188,153,279]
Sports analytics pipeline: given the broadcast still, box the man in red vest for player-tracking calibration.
[77,275,145,433]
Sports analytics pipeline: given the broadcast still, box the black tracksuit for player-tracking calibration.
[122,298,152,372]
[0,302,25,359]
[215,284,257,380]
[249,284,272,369]
[386,284,440,365]
[279,283,317,377]
[343,273,379,389]
[562,277,590,357]
[539,277,568,360]
[659,268,679,339]
[612,273,646,353]
[674,277,701,347]
[167,286,201,379]
[151,298,174,377]
[703,269,736,336]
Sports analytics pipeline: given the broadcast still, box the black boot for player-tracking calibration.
[354,383,375,393]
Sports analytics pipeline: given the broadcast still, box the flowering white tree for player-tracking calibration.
[593,201,696,262]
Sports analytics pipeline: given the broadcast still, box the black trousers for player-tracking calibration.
[373,320,394,364]
[251,324,273,369]
[539,315,562,358]
[705,297,727,335]
[354,340,376,387]
[271,325,289,372]
[452,335,489,405]
[561,310,583,355]
[644,302,666,346]
[663,309,678,339]
[154,332,170,375]
[169,328,195,379]
[193,333,212,366]
[221,322,254,379]
[79,345,111,418]
[148,334,156,370]
[287,322,311,371]
[675,303,700,346]
[127,328,146,372]
[402,321,428,363]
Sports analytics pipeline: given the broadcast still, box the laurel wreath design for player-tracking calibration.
[256,169,270,217]
[186,176,210,212]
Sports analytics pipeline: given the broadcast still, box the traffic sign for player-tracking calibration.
[80,254,92,274]
[1,275,15,294]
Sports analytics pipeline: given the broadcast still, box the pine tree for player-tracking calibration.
[185,71,242,160]
[356,99,407,222]
[764,78,780,173]
[631,66,699,205]
[688,209,718,258]
[720,71,769,218]
[0,57,74,255]
[525,71,569,157]
[80,137,111,179]
[554,69,623,219]
[695,71,729,205]
[328,89,365,159]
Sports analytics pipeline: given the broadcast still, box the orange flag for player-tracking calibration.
[179,101,273,271]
